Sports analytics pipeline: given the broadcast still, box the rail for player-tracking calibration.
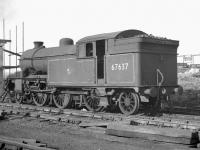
[0,137,56,150]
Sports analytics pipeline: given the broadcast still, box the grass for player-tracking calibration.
[178,73,200,90]
[170,73,200,107]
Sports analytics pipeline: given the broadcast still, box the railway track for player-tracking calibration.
[0,136,56,150]
[2,101,200,148]
[1,102,200,131]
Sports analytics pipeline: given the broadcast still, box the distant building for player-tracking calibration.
[178,54,200,65]
[193,55,200,64]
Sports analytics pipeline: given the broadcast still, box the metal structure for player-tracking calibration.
[0,39,11,96]
[2,29,183,115]
[0,40,20,72]
[0,39,12,76]
[1,20,25,78]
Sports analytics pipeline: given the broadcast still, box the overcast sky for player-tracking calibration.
[1,0,200,56]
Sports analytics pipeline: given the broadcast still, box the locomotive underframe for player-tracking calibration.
[4,76,181,115]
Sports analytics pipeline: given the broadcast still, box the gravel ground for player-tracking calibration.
[0,117,194,150]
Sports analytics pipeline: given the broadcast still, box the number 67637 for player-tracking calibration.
[111,63,128,71]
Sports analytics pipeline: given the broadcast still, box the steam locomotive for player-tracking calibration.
[4,29,183,115]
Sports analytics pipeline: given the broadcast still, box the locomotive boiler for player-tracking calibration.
[20,38,75,76]
[6,29,183,115]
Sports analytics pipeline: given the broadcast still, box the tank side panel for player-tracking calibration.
[48,58,96,86]
[106,53,137,86]
[140,53,177,86]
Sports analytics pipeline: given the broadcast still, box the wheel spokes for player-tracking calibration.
[118,92,140,115]
[84,96,102,111]
[53,93,71,109]
[33,93,48,106]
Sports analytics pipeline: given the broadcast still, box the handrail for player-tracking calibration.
[156,69,164,86]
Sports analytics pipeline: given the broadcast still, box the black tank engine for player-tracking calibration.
[4,29,183,115]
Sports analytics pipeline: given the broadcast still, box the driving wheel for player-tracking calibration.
[32,93,49,106]
[118,91,140,115]
[84,95,102,112]
[53,93,72,109]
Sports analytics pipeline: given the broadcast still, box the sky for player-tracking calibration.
[0,0,200,61]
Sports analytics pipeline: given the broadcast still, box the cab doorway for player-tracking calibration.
[96,40,105,79]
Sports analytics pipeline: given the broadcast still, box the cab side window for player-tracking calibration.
[86,43,93,57]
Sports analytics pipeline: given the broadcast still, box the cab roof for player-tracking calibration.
[77,29,146,44]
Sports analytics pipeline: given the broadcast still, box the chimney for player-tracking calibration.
[33,41,43,49]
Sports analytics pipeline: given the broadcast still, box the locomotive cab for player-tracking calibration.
[78,40,106,83]
[78,39,106,83]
